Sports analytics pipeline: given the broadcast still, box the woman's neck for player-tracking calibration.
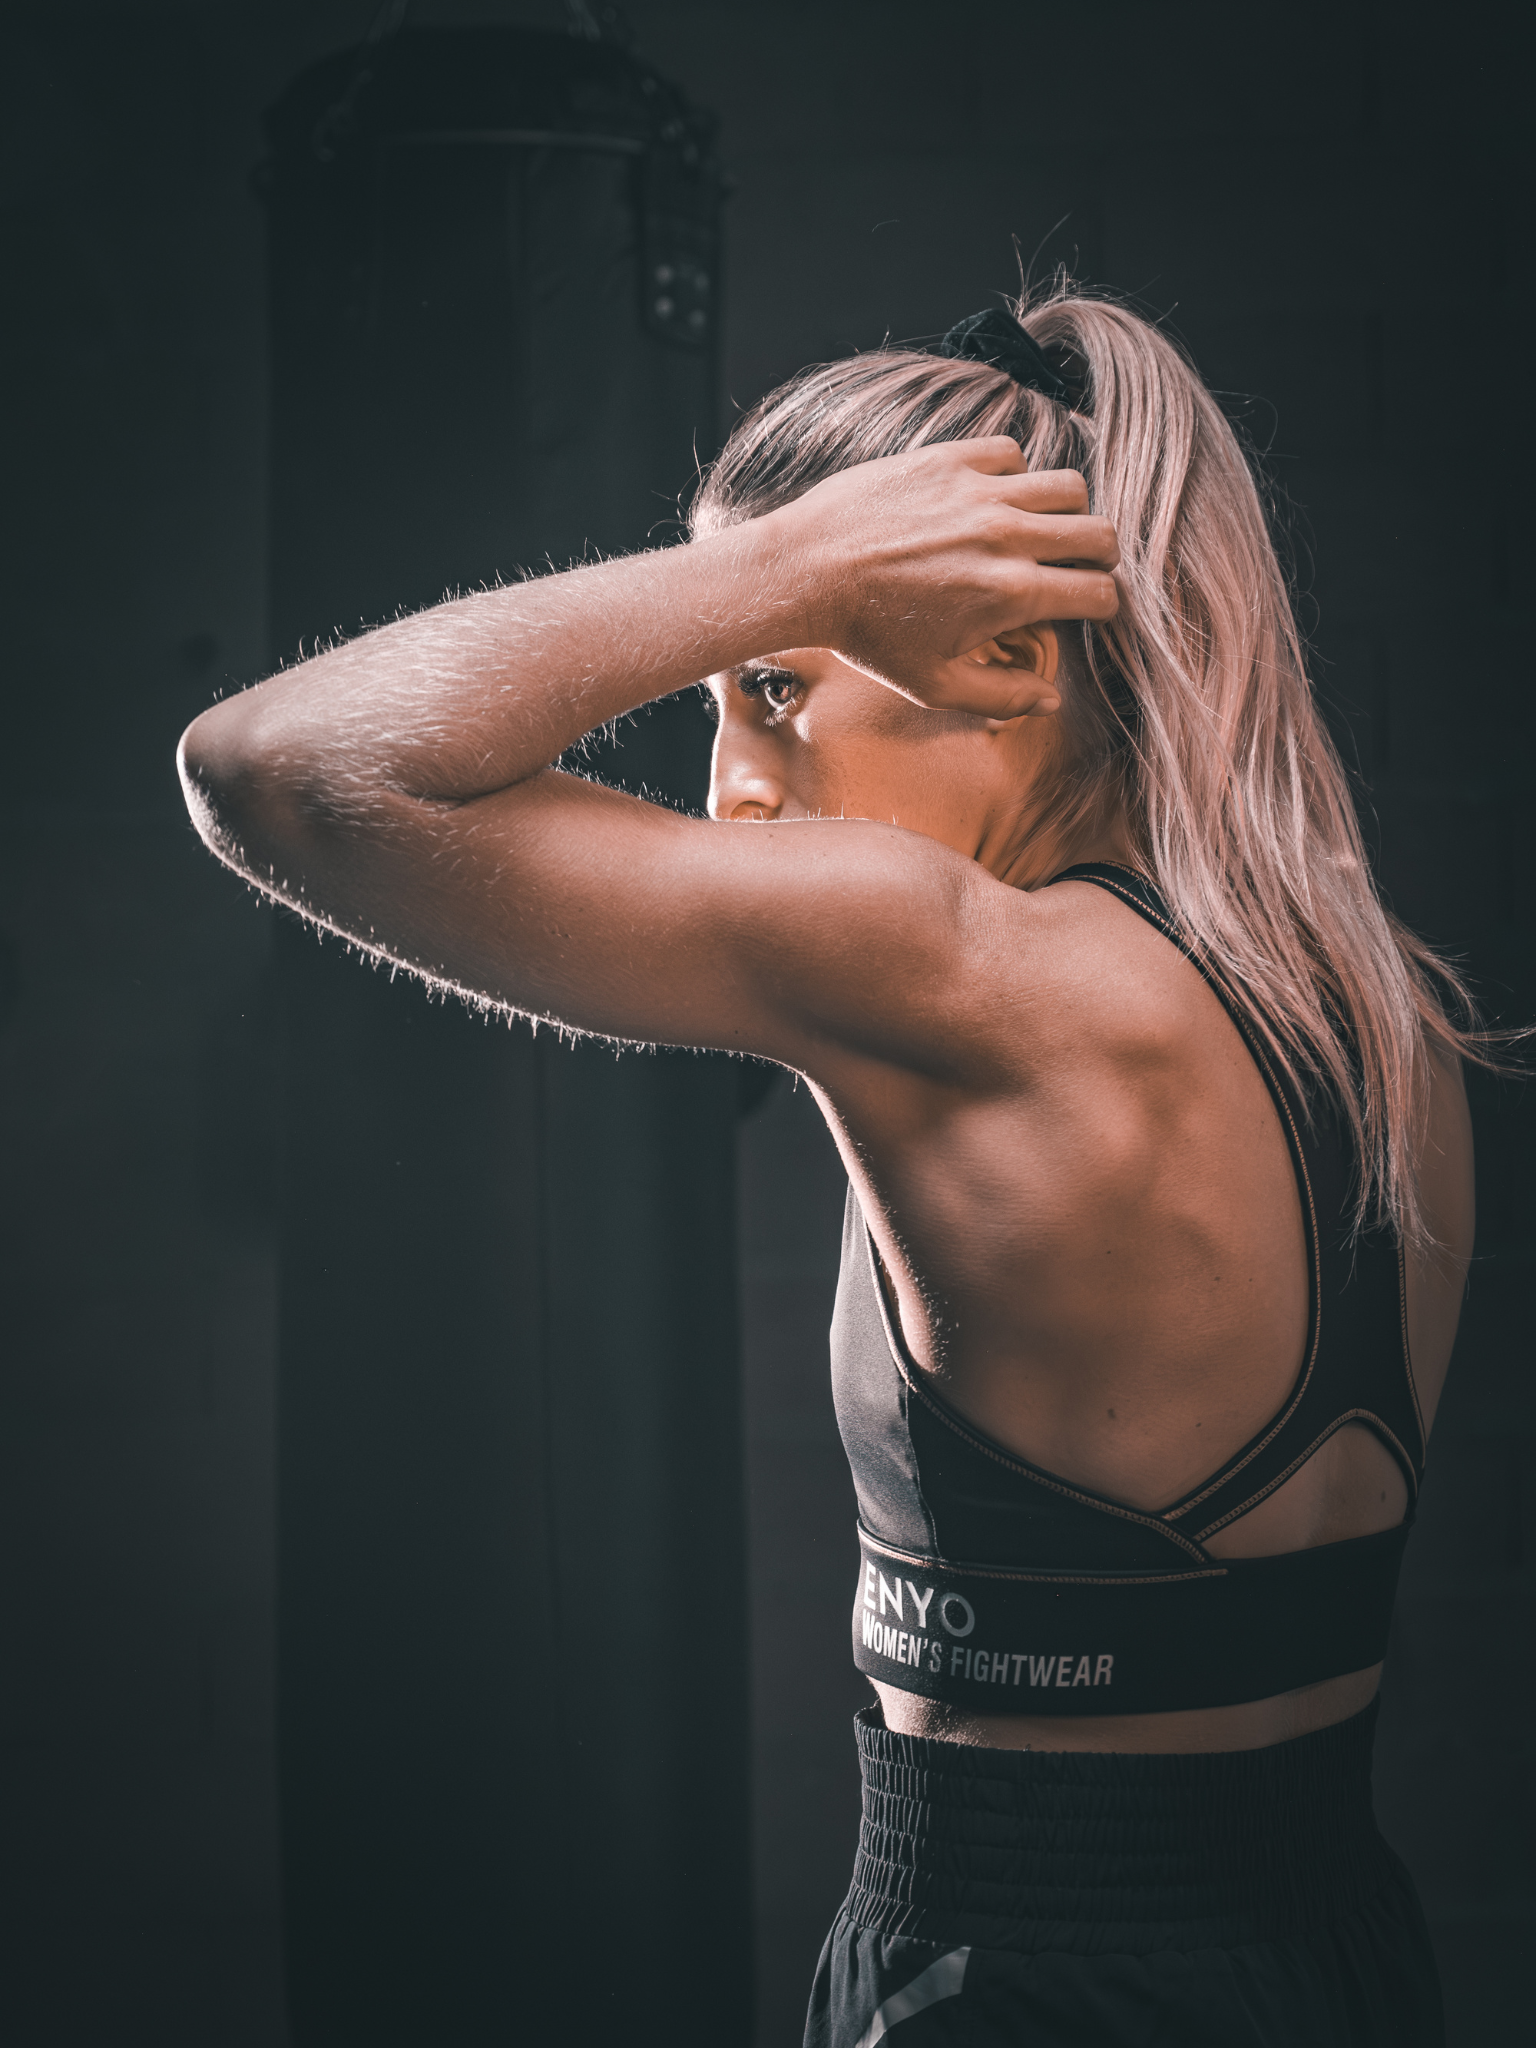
[992,808,1139,892]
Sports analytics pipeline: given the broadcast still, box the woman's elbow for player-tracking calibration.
[177,700,306,875]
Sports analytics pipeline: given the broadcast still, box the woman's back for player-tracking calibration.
[805,861,1473,1747]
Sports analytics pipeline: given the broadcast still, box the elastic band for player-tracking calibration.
[845,1700,1405,1954]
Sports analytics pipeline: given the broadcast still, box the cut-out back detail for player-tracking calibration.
[830,864,1426,1716]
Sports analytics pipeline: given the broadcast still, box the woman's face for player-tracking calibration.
[705,646,1065,882]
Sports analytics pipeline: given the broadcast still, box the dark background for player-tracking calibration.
[1,2,1529,2044]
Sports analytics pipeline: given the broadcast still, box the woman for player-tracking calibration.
[180,282,1473,2045]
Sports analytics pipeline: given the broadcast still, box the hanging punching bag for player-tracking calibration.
[261,27,748,2045]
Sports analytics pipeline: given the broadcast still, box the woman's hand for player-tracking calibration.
[768,437,1120,720]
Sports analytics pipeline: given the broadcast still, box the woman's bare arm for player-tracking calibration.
[178,439,1117,1072]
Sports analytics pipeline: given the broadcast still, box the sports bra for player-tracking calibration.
[831,863,1427,1715]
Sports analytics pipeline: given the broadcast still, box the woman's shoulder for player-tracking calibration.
[961,866,1228,1080]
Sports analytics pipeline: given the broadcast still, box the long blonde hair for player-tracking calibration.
[692,277,1481,1249]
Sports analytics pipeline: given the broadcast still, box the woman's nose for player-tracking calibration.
[709,729,786,822]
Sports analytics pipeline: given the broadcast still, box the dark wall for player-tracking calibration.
[1,3,1527,2046]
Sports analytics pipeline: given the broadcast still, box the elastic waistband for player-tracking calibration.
[846,1699,1403,1954]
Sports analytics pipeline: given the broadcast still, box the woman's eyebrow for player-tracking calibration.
[734,660,797,693]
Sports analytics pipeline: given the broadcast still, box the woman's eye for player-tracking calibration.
[740,666,800,713]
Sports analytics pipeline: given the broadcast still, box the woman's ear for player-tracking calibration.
[970,623,1058,678]
[963,624,1060,726]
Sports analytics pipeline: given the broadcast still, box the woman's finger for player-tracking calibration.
[955,435,1028,475]
[988,467,1091,514]
[933,668,1064,721]
[1004,511,1120,569]
[1003,565,1121,622]
[890,662,1061,721]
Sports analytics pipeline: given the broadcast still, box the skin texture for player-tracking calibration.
[179,438,1474,1753]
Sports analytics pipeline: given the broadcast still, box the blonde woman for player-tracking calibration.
[180,285,1469,2046]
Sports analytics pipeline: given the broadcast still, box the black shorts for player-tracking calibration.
[804,1701,1442,2048]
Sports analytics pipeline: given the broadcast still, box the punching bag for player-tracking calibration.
[261,28,748,2044]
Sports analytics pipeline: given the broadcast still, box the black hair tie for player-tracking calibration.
[936,308,1073,404]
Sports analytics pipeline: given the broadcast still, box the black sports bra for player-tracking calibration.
[831,863,1428,1715]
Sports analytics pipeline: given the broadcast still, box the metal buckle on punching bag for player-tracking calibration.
[639,114,718,348]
